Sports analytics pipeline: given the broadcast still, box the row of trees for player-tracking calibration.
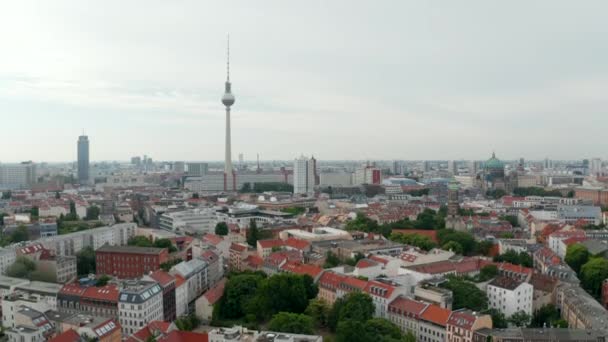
[441,277,534,328]
[128,236,178,253]
[493,250,533,268]
[564,244,608,298]
[512,187,565,197]
[345,209,447,238]
[389,228,495,257]
[215,272,318,322]
[267,291,414,342]
[5,256,55,282]
[0,225,30,247]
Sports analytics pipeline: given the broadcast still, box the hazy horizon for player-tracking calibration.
[2,1,608,162]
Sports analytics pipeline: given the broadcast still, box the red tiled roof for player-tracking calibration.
[420,304,451,326]
[19,243,45,255]
[497,262,532,276]
[230,243,247,252]
[203,278,227,305]
[340,276,368,291]
[355,259,378,269]
[364,281,395,299]
[149,270,176,287]
[93,318,121,338]
[203,234,224,246]
[59,282,87,296]
[49,329,81,342]
[82,284,119,302]
[257,239,284,249]
[174,274,186,288]
[388,296,428,318]
[244,255,264,268]
[201,250,219,263]
[447,311,476,330]
[368,254,388,265]
[280,261,323,278]
[562,236,588,246]
[127,321,172,342]
[284,237,310,251]
[318,271,347,289]
[158,331,208,342]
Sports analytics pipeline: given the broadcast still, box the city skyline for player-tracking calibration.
[2,1,608,162]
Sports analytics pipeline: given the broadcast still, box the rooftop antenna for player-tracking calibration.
[226,34,230,82]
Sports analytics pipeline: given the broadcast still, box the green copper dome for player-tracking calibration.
[485,152,504,170]
[448,177,460,191]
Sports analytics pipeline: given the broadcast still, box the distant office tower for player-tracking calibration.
[293,155,317,195]
[354,163,381,185]
[222,37,236,191]
[423,160,431,172]
[468,160,478,175]
[131,156,142,166]
[591,158,602,176]
[173,161,185,173]
[187,162,208,177]
[544,158,553,170]
[448,160,458,175]
[77,135,89,184]
[0,162,37,189]
[392,160,402,175]
[238,153,244,164]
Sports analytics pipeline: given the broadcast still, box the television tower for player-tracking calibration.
[222,36,236,191]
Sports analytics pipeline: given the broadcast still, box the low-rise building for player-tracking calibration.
[446,310,492,342]
[4,306,54,342]
[419,304,452,342]
[195,278,226,322]
[208,326,322,342]
[555,282,608,332]
[96,245,169,279]
[118,281,164,336]
[387,296,428,336]
[57,282,119,318]
[473,327,608,342]
[414,282,453,309]
[144,271,176,322]
[487,276,533,317]
[170,258,208,306]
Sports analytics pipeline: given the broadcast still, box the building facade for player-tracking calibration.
[487,276,533,317]
[118,281,163,336]
[77,135,89,184]
[95,245,169,279]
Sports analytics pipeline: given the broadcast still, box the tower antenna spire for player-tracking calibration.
[226,34,230,82]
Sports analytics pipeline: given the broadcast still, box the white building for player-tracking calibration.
[353,164,381,185]
[175,277,188,317]
[487,276,533,318]
[186,162,209,177]
[208,326,323,342]
[590,158,602,176]
[159,208,217,234]
[0,248,17,275]
[293,155,317,195]
[37,223,136,256]
[118,281,163,336]
[0,162,36,189]
[170,258,209,305]
[278,227,352,242]
[319,171,353,187]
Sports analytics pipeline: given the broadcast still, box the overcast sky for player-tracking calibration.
[1,1,607,163]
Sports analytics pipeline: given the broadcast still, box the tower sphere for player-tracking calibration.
[222,92,235,107]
